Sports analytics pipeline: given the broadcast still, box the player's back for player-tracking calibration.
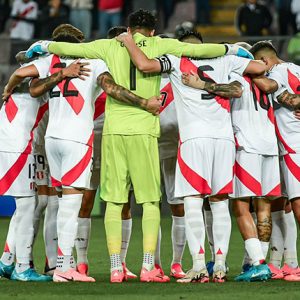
[167,55,249,143]
[231,74,278,155]
[33,54,106,145]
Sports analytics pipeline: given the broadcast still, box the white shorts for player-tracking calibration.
[34,145,50,186]
[233,150,281,198]
[280,153,300,200]
[89,132,102,190]
[45,137,93,189]
[175,138,235,198]
[0,151,36,197]
[160,156,184,205]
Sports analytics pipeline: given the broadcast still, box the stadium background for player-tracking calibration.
[1,0,300,298]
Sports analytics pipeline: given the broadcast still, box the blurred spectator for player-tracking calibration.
[160,0,175,29]
[38,0,69,39]
[292,0,300,30]
[236,0,272,36]
[0,0,11,34]
[98,0,123,38]
[132,1,157,12]
[275,0,297,36]
[195,0,210,25]
[10,0,38,40]
[288,31,300,65]
[67,0,93,39]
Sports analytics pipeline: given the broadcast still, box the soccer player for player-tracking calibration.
[250,41,300,281]
[118,30,266,283]
[24,9,253,283]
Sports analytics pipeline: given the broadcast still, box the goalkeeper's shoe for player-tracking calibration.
[110,269,126,283]
[11,268,52,282]
[53,268,95,282]
[177,268,209,283]
[268,263,284,279]
[234,264,271,282]
[122,263,137,279]
[155,264,170,282]
[140,267,169,283]
[0,261,14,279]
[282,264,300,281]
[77,263,89,275]
[212,265,227,283]
[170,263,185,279]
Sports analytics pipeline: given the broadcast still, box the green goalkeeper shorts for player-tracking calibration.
[100,134,161,204]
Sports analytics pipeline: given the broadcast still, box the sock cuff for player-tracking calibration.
[209,199,229,209]
[61,193,83,201]
[122,218,132,228]
[272,210,285,220]
[172,215,185,224]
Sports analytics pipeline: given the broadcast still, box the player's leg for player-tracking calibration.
[127,135,169,283]
[175,138,210,283]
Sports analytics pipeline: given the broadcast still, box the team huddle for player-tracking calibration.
[0,9,300,284]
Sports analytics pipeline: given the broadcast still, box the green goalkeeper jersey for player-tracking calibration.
[48,33,226,136]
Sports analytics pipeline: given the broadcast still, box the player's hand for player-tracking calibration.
[145,96,162,116]
[182,70,205,89]
[225,44,254,60]
[62,60,91,80]
[2,85,12,102]
[25,40,51,58]
[115,32,133,45]
[294,109,300,120]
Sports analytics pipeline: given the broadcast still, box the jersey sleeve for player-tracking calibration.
[156,38,226,59]
[48,39,112,60]
[30,55,52,78]
[268,65,288,100]
[226,56,250,76]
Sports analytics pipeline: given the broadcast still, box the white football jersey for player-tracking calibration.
[230,73,278,155]
[167,55,250,143]
[33,55,107,145]
[268,63,300,154]
[158,74,179,160]
[0,80,48,154]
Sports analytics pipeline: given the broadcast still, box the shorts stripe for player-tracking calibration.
[235,161,262,195]
[177,143,212,194]
[51,176,62,187]
[274,119,296,154]
[283,154,300,181]
[266,183,281,196]
[217,180,233,195]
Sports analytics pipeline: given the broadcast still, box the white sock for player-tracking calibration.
[171,216,186,265]
[283,211,298,268]
[184,197,206,272]
[204,209,214,262]
[270,210,285,268]
[1,212,17,266]
[242,249,252,267]
[210,200,231,270]
[33,194,48,238]
[142,252,155,271]
[245,238,265,266]
[120,219,132,263]
[155,227,162,266]
[43,195,58,270]
[56,193,82,271]
[260,241,269,259]
[110,254,122,272]
[75,217,91,265]
[15,196,36,273]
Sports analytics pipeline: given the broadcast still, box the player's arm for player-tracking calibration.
[98,72,162,116]
[242,60,266,76]
[29,60,90,97]
[276,90,300,110]
[251,75,278,94]
[181,71,243,98]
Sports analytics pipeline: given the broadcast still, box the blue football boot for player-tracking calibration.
[0,261,15,279]
[242,263,252,273]
[11,268,52,282]
[235,264,271,282]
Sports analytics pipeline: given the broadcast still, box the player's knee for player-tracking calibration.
[121,202,132,219]
[170,204,184,217]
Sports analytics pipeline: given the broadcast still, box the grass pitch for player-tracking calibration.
[1,216,300,300]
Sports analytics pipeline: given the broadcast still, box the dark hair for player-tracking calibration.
[178,30,203,43]
[250,40,278,56]
[52,24,84,43]
[107,26,127,39]
[128,9,156,30]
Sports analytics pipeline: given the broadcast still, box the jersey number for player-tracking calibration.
[197,65,215,100]
[160,91,168,106]
[49,63,79,98]
[129,61,136,90]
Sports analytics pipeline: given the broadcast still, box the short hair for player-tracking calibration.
[52,24,85,43]
[107,26,127,39]
[178,30,203,43]
[128,9,156,31]
[250,40,278,56]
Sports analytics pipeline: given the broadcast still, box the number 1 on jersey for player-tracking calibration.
[130,60,136,90]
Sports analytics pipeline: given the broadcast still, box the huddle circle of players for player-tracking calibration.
[0,9,300,283]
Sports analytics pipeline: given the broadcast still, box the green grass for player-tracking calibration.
[1,217,300,300]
